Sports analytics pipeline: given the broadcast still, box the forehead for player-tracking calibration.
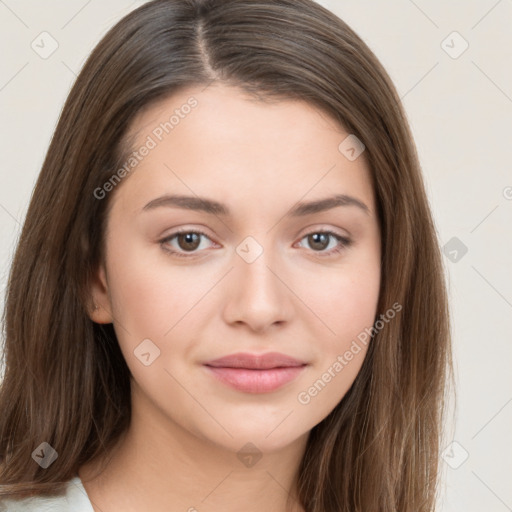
[112,83,375,217]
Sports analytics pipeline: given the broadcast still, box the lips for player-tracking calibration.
[203,352,308,393]
[204,352,306,370]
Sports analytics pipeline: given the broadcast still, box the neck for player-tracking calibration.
[79,382,308,512]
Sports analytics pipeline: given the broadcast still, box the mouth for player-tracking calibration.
[203,352,308,393]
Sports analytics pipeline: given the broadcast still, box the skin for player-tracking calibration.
[81,83,381,512]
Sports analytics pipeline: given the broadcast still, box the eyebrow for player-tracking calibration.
[141,193,370,217]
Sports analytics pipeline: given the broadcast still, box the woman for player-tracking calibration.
[0,0,452,510]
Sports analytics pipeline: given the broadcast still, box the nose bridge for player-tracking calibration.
[236,233,283,298]
[222,233,291,330]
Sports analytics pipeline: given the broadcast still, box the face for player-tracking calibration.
[90,83,381,453]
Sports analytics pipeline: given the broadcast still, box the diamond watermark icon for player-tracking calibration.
[441,441,469,469]
[338,134,365,161]
[237,442,263,468]
[441,31,469,59]
[443,236,468,263]
[134,338,161,366]
[236,236,264,264]
[32,442,58,468]
[31,31,59,59]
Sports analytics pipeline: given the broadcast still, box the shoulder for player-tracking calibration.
[0,493,66,512]
[0,476,94,512]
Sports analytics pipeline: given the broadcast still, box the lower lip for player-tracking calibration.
[204,365,307,393]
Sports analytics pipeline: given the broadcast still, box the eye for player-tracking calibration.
[159,229,217,258]
[295,230,352,257]
[159,228,352,259]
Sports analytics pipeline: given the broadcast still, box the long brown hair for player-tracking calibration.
[0,0,452,510]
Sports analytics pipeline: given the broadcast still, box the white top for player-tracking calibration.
[0,476,94,511]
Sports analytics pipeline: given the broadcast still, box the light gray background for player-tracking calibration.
[1,1,511,510]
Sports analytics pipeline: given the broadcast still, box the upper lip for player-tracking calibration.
[204,352,307,370]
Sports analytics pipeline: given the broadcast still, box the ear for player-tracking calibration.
[88,262,113,324]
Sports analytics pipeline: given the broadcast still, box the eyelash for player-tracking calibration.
[159,228,352,259]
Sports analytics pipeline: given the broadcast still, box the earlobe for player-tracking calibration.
[88,263,113,324]
[89,302,113,324]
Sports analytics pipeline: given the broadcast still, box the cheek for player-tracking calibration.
[293,270,378,420]
[299,258,381,344]
[104,248,201,395]
[105,235,208,336]
[292,249,380,408]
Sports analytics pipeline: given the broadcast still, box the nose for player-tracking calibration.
[222,243,293,333]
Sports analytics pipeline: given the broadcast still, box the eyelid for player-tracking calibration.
[295,224,350,241]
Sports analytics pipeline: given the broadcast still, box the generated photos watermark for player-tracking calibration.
[93,96,198,200]
[297,301,402,405]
